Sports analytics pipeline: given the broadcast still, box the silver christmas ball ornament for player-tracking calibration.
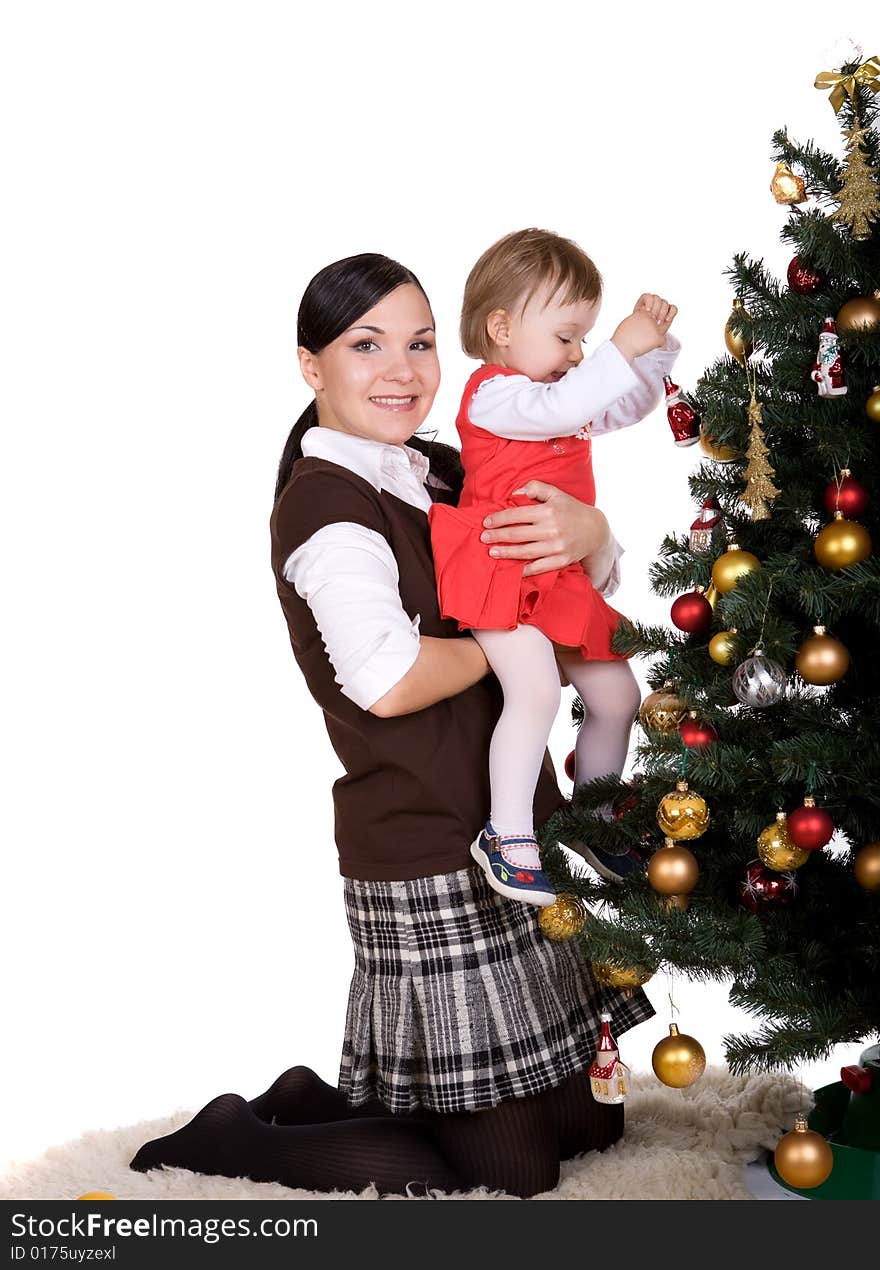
[732,646,787,707]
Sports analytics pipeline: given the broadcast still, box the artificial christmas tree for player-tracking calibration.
[536,51,880,1152]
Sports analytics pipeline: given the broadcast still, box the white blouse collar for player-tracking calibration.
[300,425,430,492]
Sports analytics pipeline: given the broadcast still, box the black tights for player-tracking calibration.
[130,1065,623,1198]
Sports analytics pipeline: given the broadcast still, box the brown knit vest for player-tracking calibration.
[269,455,565,881]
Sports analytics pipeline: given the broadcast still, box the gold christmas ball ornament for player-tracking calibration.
[592,961,654,994]
[647,839,699,895]
[724,297,753,364]
[656,780,710,841]
[537,893,587,941]
[705,582,719,611]
[866,386,880,424]
[651,1023,707,1088]
[853,842,880,892]
[795,626,850,686]
[836,292,880,335]
[76,1193,117,1201]
[709,628,739,665]
[770,160,807,205]
[758,812,810,872]
[711,543,761,595]
[699,426,740,462]
[774,1114,834,1189]
[814,511,872,570]
[639,683,687,734]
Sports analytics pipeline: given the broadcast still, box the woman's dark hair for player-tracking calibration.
[273,252,464,503]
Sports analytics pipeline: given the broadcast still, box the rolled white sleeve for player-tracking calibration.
[589,533,625,599]
[591,333,682,438]
[469,333,682,441]
[469,339,639,440]
[282,522,421,711]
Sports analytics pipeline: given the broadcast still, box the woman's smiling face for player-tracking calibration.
[298,283,441,444]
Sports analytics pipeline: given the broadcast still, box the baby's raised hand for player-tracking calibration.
[611,294,677,362]
[611,310,667,361]
[634,293,677,333]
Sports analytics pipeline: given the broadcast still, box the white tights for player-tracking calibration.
[472,624,642,837]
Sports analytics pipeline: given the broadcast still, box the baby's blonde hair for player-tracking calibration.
[460,228,603,361]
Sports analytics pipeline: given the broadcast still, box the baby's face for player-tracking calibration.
[499,285,601,383]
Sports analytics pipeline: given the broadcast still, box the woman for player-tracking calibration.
[130,253,654,1198]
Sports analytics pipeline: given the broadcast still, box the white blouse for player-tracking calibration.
[283,336,679,711]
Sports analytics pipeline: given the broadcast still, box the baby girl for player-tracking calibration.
[428,228,679,905]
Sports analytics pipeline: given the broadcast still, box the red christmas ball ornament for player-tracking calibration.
[739,859,799,913]
[822,469,869,519]
[564,749,576,782]
[612,790,638,819]
[670,587,713,635]
[787,797,834,852]
[610,785,653,850]
[678,712,718,751]
[787,256,823,295]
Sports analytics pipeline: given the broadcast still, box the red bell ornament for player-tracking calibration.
[787,796,834,852]
[822,469,869,519]
[670,586,713,635]
[679,711,718,751]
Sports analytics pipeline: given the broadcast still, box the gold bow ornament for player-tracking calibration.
[814,56,880,114]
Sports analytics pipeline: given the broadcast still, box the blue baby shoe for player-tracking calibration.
[560,834,647,883]
[470,821,557,907]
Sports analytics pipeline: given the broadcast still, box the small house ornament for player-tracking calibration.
[689,499,721,552]
[589,1011,631,1104]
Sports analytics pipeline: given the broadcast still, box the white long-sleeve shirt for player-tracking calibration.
[468,335,681,440]
[282,428,433,711]
[283,337,678,711]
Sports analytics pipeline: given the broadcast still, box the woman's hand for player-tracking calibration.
[479,481,613,578]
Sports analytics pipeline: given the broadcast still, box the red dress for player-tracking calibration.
[427,364,629,661]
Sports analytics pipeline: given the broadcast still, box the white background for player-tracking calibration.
[2,1,877,1168]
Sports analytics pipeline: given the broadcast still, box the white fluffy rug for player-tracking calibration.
[1,1067,805,1201]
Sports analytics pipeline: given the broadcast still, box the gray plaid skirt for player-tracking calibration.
[338,863,655,1115]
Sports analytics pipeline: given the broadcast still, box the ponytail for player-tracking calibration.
[273,400,319,504]
[407,430,464,500]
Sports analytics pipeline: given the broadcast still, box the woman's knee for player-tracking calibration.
[429,1097,560,1198]
[550,1070,625,1159]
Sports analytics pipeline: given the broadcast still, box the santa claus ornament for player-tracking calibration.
[811,318,847,397]
[663,377,701,446]
[589,1011,630,1105]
